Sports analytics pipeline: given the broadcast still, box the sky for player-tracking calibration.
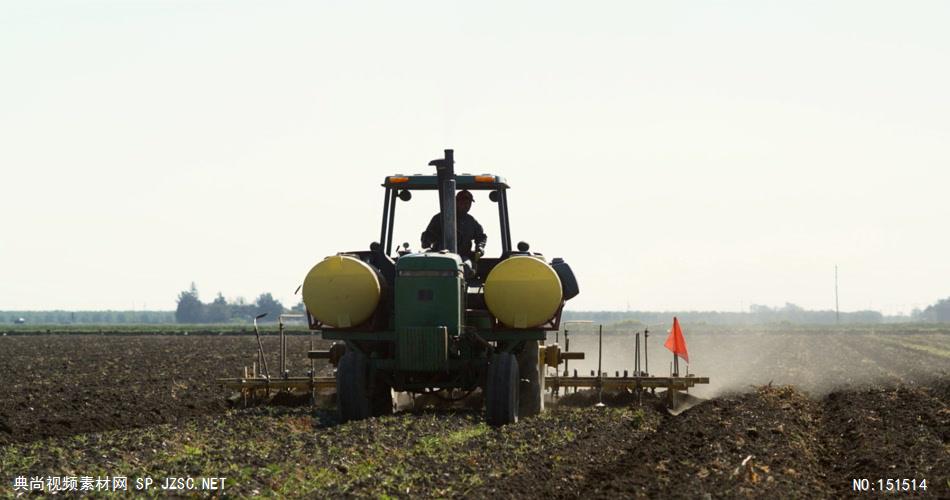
[1,1,948,315]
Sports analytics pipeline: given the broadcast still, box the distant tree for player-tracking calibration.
[846,310,884,323]
[921,297,950,323]
[254,293,284,321]
[226,296,253,321]
[175,282,204,323]
[290,300,305,313]
[205,292,231,323]
[937,299,950,322]
[749,304,772,315]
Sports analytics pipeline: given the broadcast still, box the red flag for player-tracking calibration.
[663,317,689,363]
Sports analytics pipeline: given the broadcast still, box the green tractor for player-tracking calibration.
[302,149,579,426]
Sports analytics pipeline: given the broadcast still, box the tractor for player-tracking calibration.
[301,149,579,426]
[220,149,708,422]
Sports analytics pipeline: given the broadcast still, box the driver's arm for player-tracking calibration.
[473,218,487,254]
[421,214,441,249]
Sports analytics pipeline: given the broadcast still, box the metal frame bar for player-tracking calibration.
[545,375,710,391]
[433,149,457,254]
[499,189,512,253]
[380,187,391,250]
[277,314,306,379]
[220,377,337,391]
[385,188,397,255]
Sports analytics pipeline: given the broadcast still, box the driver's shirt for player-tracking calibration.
[421,212,487,260]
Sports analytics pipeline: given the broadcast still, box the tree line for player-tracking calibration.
[564,299,950,326]
[914,298,950,323]
[6,294,950,325]
[174,283,301,323]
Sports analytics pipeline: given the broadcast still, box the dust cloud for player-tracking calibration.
[545,324,950,399]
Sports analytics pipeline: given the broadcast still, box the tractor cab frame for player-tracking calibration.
[379,172,513,257]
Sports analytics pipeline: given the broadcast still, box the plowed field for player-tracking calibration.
[1,327,947,498]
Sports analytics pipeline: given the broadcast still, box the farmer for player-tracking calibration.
[421,190,486,261]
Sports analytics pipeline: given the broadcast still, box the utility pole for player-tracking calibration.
[835,265,840,324]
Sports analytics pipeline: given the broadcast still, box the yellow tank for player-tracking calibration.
[485,256,563,328]
[302,255,381,328]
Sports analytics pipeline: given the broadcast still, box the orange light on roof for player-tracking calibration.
[474,175,495,182]
[388,176,409,183]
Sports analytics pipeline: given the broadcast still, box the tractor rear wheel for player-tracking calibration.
[486,352,519,426]
[370,383,394,417]
[517,340,544,417]
[336,350,371,422]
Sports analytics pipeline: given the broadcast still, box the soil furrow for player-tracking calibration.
[817,382,949,497]
[2,329,948,498]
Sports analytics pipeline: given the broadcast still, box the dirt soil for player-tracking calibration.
[0,334,331,445]
[0,330,947,498]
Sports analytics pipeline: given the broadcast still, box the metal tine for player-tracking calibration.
[635,331,640,376]
[644,328,649,376]
[253,313,269,379]
[597,324,603,406]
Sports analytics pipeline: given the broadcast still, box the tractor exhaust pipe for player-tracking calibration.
[429,149,457,254]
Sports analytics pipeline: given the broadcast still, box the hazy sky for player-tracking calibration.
[2,2,948,314]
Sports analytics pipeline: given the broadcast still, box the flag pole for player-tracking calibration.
[671,319,679,376]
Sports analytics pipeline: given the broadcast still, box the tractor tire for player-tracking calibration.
[336,350,371,422]
[485,352,519,426]
[517,340,544,417]
[370,383,394,417]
